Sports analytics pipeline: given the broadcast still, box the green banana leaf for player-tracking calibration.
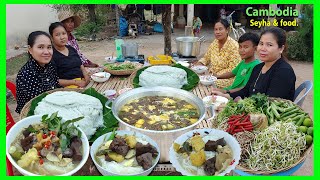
[27,92,48,116]
[26,87,118,142]
[132,63,199,91]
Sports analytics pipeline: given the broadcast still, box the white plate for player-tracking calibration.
[105,56,117,64]
[169,128,241,176]
[202,95,229,108]
[90,130,160,176]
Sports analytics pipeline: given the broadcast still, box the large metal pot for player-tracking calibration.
[121,42,138,57]
[176,36,204,57]
[111,87,206,162]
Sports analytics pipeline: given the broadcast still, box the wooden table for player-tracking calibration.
[79,74,216,176]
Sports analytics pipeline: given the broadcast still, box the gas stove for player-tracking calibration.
[116,55,145,64]
[171,53,198,62]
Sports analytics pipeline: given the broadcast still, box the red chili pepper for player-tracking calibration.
[49,131,56,137]
[243,124,253,128]
[245,115,250,122]
[234,121,252,126]
[229,115,240,119]
[39,158,44,165]
[44,141,52,149]
[42,133,47,139]
[230,125,237,134]
[242,126,254,131]
[233,128,246,133]
[226,126,231,133]
[37,151,41,157]
[230,159,235,165]
[228,119,239,124]
[230,115,241,119]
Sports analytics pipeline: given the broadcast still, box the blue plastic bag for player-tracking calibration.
[153,23,163,33]
[119,16,128,37]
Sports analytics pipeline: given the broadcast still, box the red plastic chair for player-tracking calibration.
[6,81,16,176]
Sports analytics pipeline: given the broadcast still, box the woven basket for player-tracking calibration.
[104,63,143,76]
[236,146,312,175]
[104,68,136,76]
[19,88,84,120]
[235,97,313,175]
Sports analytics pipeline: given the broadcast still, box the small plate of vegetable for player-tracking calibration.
[104,61,143,75]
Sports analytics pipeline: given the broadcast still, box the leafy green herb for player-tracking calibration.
[61,116,84,130]
[59,134,69,152]
[41,112,61,133]
[41,113,83,151]
[177,110,198,117]
[250,93,269,109]
[107,128,117,141]
[105,63,135,70]
[26,125,38,133]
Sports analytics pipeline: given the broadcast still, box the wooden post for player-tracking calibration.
[187,4,194,26]
[162,5,172,55]
[115,5,120,36]
[268,4,278,26]
[185,26,193,36]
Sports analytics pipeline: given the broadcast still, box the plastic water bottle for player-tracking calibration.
[115,39,124,59]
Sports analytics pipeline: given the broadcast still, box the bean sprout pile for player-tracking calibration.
[244,122,306,171]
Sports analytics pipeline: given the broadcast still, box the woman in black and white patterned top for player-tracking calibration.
[15,31,61,113]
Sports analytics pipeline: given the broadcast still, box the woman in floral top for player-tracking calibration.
[197,19,241,88]
[58,11,99,67]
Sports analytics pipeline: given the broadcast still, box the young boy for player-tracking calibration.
[193,16,202,37]
[213,32,261,93]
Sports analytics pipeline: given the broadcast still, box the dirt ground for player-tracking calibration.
[6,26,313,175]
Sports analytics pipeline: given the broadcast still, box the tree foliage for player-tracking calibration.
[287,5,313,62]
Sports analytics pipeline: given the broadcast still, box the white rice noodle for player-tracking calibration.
[34,91,104,139]
[28,160,76,175]
[139,66,188,89]
[99,157,144,175]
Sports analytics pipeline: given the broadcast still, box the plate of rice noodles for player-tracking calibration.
[169,128,241,176]
[132,63,199,91]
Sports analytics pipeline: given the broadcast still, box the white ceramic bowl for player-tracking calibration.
[103,89,117,99]
[191,65,208,74]
[91,72,111,83]
[177,61,190,68]
[118,87,133,95]
[105,56,117,64]
[90,130,160,176]
[169,128,241,176]
[6,115,90,176]
[200,75,217,86]
[202,95,229,108]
